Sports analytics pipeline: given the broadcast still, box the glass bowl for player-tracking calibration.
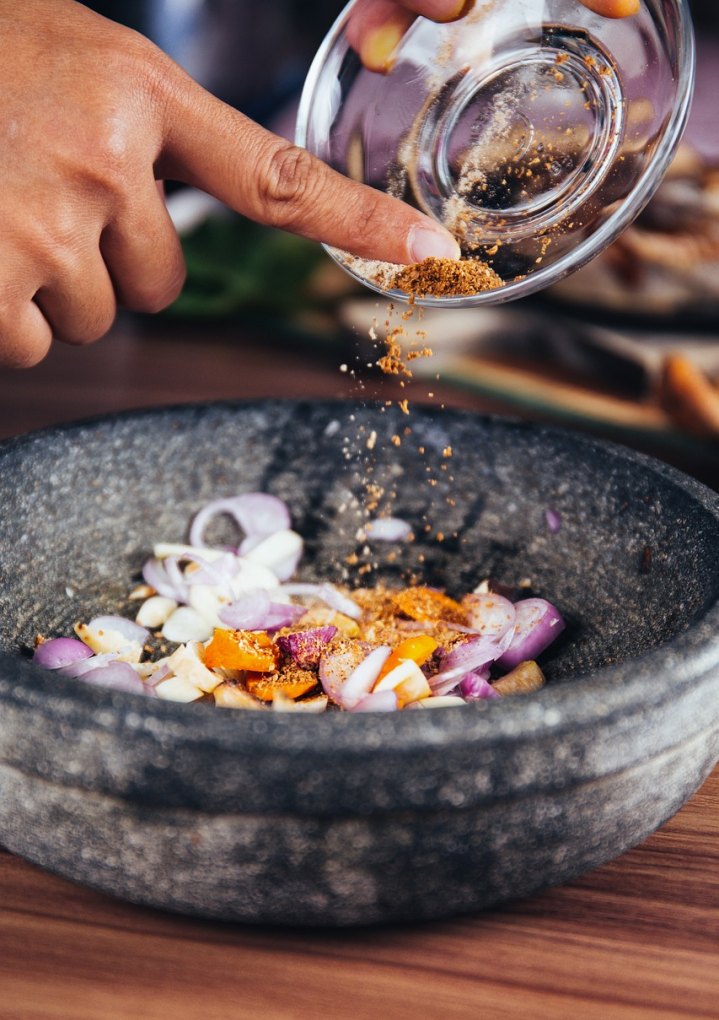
[296,0,695,307]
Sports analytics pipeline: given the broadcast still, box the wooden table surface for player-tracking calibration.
[0,317,717,1019]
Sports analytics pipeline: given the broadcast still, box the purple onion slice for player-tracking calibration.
[276,626,337,669]
[76,661,150,695]
[182,551,239,587]
[497,598,565,671]
[319,641,372,704]
[33,637,94,670]
[439,635,505,675]
[458,672,501,701]
[280,582,362,620]
[336,646,392,709]
[142,557,189,602]
[60,651,119,678]
[545,508,562,534]
[350,690,399,713]
[86,615,150,645]
[218,589,307,631]
[189,494,291,549]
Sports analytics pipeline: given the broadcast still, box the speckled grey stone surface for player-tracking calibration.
[0,401,717,925]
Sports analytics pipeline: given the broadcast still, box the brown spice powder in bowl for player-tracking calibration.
[390,257,504,298]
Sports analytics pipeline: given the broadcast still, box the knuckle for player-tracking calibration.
[26,209,93,279]
[79,124,138,200]
[258,144,319,228]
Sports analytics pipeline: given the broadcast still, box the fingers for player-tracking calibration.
[34,250,117,346]
[100,176,186,313]
[579,0,639,15]
[0,298,52,369]
[0,174,183,367]
[347,0,636,70]
[160,88,459,265]
[345,0,470,73]
[346,1,413,73]
[394,0,470,17]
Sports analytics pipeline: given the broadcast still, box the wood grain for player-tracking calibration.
[0,317,717,1019]
[0,769,717,1019]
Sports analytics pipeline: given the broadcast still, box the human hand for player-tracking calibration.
[0,0,460,368]
[347,0,640,72]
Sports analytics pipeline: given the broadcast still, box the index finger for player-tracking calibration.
[158,74,459,265]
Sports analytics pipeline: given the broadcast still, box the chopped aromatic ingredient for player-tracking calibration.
[31,493,565,711]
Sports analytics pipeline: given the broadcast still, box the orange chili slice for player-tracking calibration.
[245,669,319,702]
[391,587,464,623]
[375,633,438,683]
[204,628,278,672]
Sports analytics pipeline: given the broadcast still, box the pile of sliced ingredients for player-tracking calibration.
[33,493,566,712]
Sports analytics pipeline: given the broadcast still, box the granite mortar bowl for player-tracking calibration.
[0,400,718,927]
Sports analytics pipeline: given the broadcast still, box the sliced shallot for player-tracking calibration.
[87,615,149,645]
[276,626,337,669]
[545,508,562,534]
[218,589,306,631]
[181,551,239,588]
[462,592,516,642]
[497,598,565,671]
[458,672,501,701]
[318,641,371,704]
[281,582,362,620]
[142,557,188,602]
[33,637,93,670]
[60,651,119,678]
[335,645,392,709]
[189,493,290,549]
[350,690,399,712]
[78,661,150,695]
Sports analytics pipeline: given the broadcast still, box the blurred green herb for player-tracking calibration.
[167,214,325,319]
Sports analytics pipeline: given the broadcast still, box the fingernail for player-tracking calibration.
[436,0,476,23]
[360,21,406,73]
[409,224,461,263]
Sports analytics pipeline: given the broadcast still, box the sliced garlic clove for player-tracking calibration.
[188,584,231,629]
[162,606,213,643]
[136,595,177,629]
[411,695,468,708]
[272,692,329,713]
[214,683,264,710]
[242,530,302,580]
[155,675,204,702]
[74,622,144,663]
[229,559,283,596]
[166,642,222,693]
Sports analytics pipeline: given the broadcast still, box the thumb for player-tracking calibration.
[158,77,459,265]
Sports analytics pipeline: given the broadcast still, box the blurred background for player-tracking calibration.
[74,1,719,459]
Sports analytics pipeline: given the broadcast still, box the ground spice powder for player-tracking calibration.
[390,257,503,298]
